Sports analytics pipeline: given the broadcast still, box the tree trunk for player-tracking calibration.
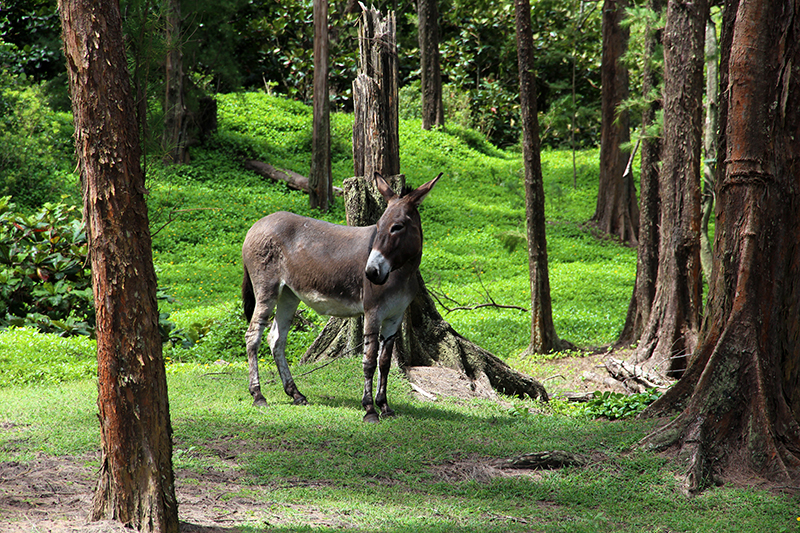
[310,0,332,211]
[616,0,664,348]
[417,0,444,130]
[592,0,638,246]
[58,0,178,530]
[163,0,187,165]
[700,15,719,281]
[642,0,800,492]
[515,0,568,354]
[629,0,707,378]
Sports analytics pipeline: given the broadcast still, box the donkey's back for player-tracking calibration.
[242,211,375,319]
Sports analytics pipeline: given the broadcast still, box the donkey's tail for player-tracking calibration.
[242,264,255,322]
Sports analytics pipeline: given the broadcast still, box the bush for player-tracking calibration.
[0,197,94,336]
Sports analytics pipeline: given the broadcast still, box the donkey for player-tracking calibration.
[241,173,441,422]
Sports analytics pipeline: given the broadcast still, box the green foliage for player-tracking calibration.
[0,198,94,336]
[0,0,63,81]
[0,72,77,209]
[582,389,663,420]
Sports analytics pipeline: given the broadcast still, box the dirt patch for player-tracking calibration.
[0,453,277,532]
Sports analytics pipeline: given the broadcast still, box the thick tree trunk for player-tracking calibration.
[616,0,664,348]
[59,0,178,530]
[310,0,332,211]
[592,0,638,246]
[630,0,707,378]
[515,0,567,354]
[353,6,399,180]
[417,0,444,129]
[163,0,187,165]
[642,0,800,492]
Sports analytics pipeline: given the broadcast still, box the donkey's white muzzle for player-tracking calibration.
[365,249,391,285]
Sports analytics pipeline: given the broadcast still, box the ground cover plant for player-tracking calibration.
[1,93,796,531]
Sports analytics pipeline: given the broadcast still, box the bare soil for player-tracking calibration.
[0,353,642,532]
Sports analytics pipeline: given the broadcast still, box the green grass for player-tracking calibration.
[1,360,798,532]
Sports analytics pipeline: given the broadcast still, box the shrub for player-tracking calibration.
[0,197,94,336]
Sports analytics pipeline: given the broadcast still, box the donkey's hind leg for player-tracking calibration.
[268,288,307,405]
[245,299,275,407]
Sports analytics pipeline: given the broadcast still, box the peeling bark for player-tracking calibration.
[58,0,178,529]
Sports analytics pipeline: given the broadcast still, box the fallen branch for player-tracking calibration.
[245,160,344,196]
[604,357,674,393]
[503,450,591,470]
[428,267,528,315]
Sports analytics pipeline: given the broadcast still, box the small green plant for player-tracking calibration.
[583,389,662,420]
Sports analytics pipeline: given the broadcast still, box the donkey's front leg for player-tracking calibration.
[375,333,396,418]
[362,332,381,423]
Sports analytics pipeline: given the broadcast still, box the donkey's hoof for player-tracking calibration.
[252,398,268,408]
[293,396,309,406]
[381,408,396,418]
[363,412,381,424]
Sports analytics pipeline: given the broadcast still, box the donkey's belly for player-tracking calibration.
[293,288,364,317]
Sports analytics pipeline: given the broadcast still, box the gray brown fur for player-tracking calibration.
[241,173,441,422]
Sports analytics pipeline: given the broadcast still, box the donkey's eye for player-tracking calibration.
[391,223,404,233]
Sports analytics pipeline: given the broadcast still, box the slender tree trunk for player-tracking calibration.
[310,0,332,211]
[643,0,800,492]
[592,0,638,245]
[163,0,187,165]
[515,0,568,354]
[58,0,178,530]
[699,15,719,280]
[630,0,707,378]
[417,0,444,129]
[616,0,664,348]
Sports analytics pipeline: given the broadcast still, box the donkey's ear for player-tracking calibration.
[373,172,397,201]
[407,173,443,206]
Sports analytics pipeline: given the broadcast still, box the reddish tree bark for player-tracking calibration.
[515,0,568,354]
[629,0,707,377]
[642,0,800,492]
[59,0,178,529]
[592,0,638,245]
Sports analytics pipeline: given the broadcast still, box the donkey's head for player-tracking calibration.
[365,173,442,285]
